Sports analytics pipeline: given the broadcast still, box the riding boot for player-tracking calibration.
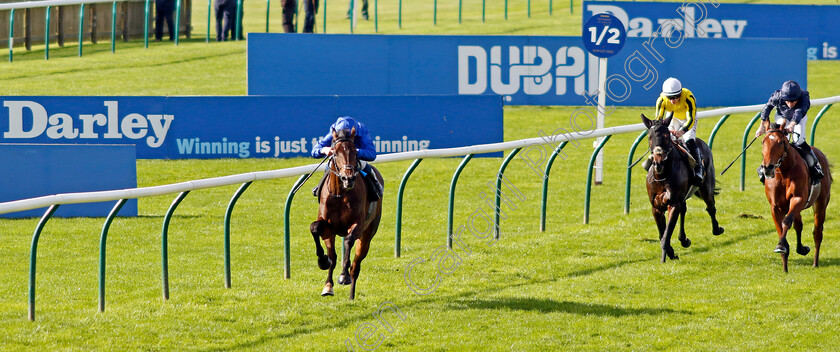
[686,139,704,186]
[642,156,652,171]
[361,163,383,200]
[312,170,328,198]
[796,141,824,185]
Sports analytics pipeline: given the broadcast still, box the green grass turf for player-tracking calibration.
[2,0,840,350]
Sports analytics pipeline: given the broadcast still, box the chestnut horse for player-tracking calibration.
[310,128,384,299]
[760,121,831,272]
[642,114,724,262]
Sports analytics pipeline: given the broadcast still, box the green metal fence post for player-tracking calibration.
[8,9,15,62]
[224,181,252,288]
[99,199,127,313]
[540,142,569,232]
[549,0,552,15]
[434,0,437,25]
[398,0,402,29]
[284,175,307,279]
[175,0,182,44]
[265,0,271,32]
[624,131,647,215]
[78,4,85,56]
[45,6,51,60]
[569,0,573,14]
[504,0,507,20]
[740,112,762,191]
[458,0,462,24]
[482,0,485,22]
[29,204,59,321]
[144,0,151,48]
[208,0,213,40]
[162,191,189,300]
[234,0,242,40]
[349,0,354,33]
[448,154,473,248]
[111,2,117,53]
[374,0,377,32]
[810,104,833,146]
[395,159,422,257]
[494,148,521,240]
[584,135,612,224]
[707,114,730,150]
[527,0,530,18]
[324,0,328,33]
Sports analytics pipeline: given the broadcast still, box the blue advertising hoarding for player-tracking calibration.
[0,95,503,159]
[584,1,840,60]
[0,144,138,218]
[247,33,805,107]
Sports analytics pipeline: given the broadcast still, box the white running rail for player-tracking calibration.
[0,95,838,215]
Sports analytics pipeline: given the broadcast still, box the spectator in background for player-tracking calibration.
[281,0,318,33]
[155,0,175,41]
[346,0,368,20]
[215,0,236,41]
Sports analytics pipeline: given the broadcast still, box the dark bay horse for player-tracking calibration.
[642,114,724,262]
[310,128,384,299]
[760,121,831,272]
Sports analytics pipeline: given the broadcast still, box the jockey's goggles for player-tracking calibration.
[666,92,681,100]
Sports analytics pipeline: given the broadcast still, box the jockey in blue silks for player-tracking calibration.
[312,116,383,200]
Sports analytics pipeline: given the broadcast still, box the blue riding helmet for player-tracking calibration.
[780,80,802,101]
[332,116,358,133]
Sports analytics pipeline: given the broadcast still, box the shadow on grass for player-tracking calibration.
[446,297,690,316]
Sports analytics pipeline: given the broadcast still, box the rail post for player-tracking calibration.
[224,181,253,288]
[707,114,730,150]
[99,199,127,312]
[494,148,521,240]
[29,204,59,321]
[162,191,189,300]
[78,4,85,56]
[284,175,307,279]
[395,159,422,257]
[810,104,833,146]
[448,154,473,248]
[584,135,612,224]
[624,131,647,214]
[740,112,761,191]
[44,6,51,60]
[8,9,15,62]
[540,142,569,231]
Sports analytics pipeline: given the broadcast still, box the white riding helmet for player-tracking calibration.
[662,77,682,96]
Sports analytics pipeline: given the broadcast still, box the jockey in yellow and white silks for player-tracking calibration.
[644,77,704,186]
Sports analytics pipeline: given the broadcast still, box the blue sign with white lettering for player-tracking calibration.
[0,95,503,159]
[248,33,805,106]
[582,13,626,58]
[583,1,840,60]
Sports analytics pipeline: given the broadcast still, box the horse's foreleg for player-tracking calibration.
[310,220,332,270]
[661,203,681,262]
[652,208,666,241]
[678,202,691,248]
[321,235,338,296]
[794,213,810,256]
[348,237,371,300]
[338,223,359,286]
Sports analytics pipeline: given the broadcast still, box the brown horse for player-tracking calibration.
[310,127,384,299]
[642,114,724,262]
[760,121,831,272]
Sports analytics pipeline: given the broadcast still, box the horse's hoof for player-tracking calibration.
[680,238,692,248]
[774,245,788,254]
[714,227,724,236]
[338,274,351,285]
[317,256,332,270]
[321,286,334,296]
[797,246,811,256]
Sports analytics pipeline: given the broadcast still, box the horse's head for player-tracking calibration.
[761,121,788,179]
[641,113,673,175]
[331,127,359,190]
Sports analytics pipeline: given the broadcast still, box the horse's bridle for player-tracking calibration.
[328,138,360,179]
[764,129,788,171]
